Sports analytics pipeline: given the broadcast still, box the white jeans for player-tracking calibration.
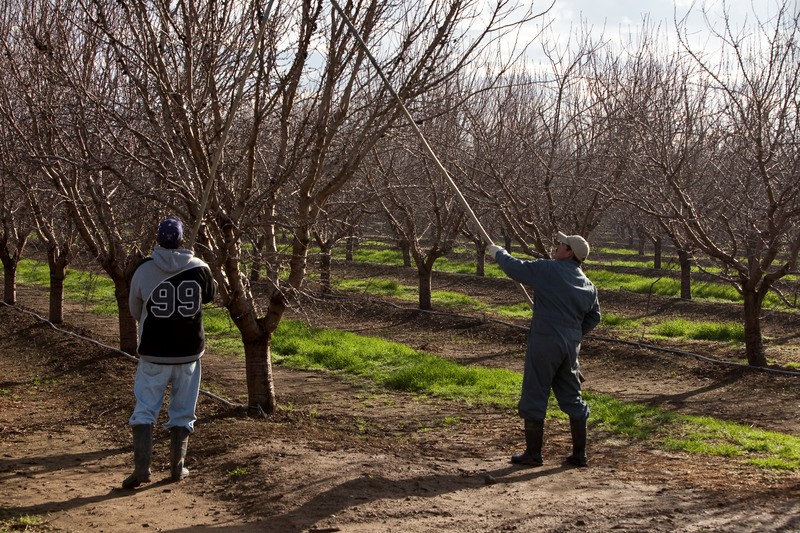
[129,359,201,431]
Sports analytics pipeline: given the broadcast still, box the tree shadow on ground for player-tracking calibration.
[644,370,743,407]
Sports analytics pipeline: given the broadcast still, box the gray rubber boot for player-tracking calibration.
[122,424,153,489]
[170,427,191,482]
[511,419,544,466]
[564,417,588,467]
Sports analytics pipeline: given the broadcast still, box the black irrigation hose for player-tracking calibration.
[585,334,800,377]
[0,301,250,410]
[318,292,800,378]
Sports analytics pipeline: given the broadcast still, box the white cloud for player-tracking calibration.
[520,0,784,66]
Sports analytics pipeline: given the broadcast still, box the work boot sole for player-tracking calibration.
[511,453,543,466]
[121,473,151,489]
[564,455,587,467]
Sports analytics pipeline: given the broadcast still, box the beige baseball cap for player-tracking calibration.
[556,231,590,261]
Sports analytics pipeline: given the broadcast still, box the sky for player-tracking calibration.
[516,0,789,64]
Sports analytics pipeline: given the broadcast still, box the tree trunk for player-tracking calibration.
[653,237,662,270]
[2,262,16,305]
[215,225,279,414]
[636,226,647,256]
[417,263,433,310]
[244,329,276,415]
[265,223,280,289]
[115,281,139,354]
[742,287,767,367]
[319,243,333,295]
[249,234,265,283]
[475,242,486,277]
[345,235,357,261]
[0,233,26,305]
[677,249,692,300]
[400,241,412,268]
[228,296,276,414]
[47,246,69,324]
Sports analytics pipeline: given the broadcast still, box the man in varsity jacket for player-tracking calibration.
[122,217,217,489]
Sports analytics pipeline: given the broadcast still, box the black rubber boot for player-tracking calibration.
[511,419,544,466]
[170,427,191,482]
[122,424,153,489]
[564,417,588,467]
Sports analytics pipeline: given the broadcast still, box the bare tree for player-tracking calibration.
[73,0,537,413]
[0,75,77,320]
[9,167,78,321]
[367,137,466,311]
[0,170,31,305]
[463,30,618,258]
[0,0,154,351]
[594,28,710,300]
[613,2,800,365]
[311,181,373,295]
[668,2,800,365]
[0,3,33,305]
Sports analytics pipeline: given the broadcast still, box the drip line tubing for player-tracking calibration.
[318,293,800,378]
[0,301,250,409]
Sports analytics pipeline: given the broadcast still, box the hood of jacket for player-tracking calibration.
[152,245,196,273]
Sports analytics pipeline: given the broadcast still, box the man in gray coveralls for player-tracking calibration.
[487,231,600,467]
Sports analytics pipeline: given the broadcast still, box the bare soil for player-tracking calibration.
[1,267,799,533]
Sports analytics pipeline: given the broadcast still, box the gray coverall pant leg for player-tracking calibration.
[518,333,589,421]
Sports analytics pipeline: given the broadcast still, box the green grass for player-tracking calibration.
[333,276,534,317]
[435,256,485,275]
[0,513,46,532]
[335,278,416,299]
[266,319,800,471]
[337,246,507,277]
[339,247,407,266]
[494,302,534,320]
[271,320,522,406]
[664,416,800,470]
[336,243,788,310]
[582,390,675,439]
[14,259,118,314]
[594,246,642,256]
[587,269,784,307]
[600,313,642,329]
[595,258,679,269]
[650,318,745,343]
[228,466,249,477]
[6,257,781,346]
[17,250,739,337]
[593,246,800,281]
[330,274,772,343]
[6,257,800,471]
[599,314,745,344]
[203,308,246,356]
[332,278,492,313]
[588,270,688,297]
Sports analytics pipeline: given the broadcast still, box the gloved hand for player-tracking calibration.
[486,244,504,259]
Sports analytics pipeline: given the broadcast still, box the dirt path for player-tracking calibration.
[1,283,799,532]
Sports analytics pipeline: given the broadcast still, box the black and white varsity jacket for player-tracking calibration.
[129,246,217,364]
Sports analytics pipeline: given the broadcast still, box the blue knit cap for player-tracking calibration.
[157,218,184,249]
